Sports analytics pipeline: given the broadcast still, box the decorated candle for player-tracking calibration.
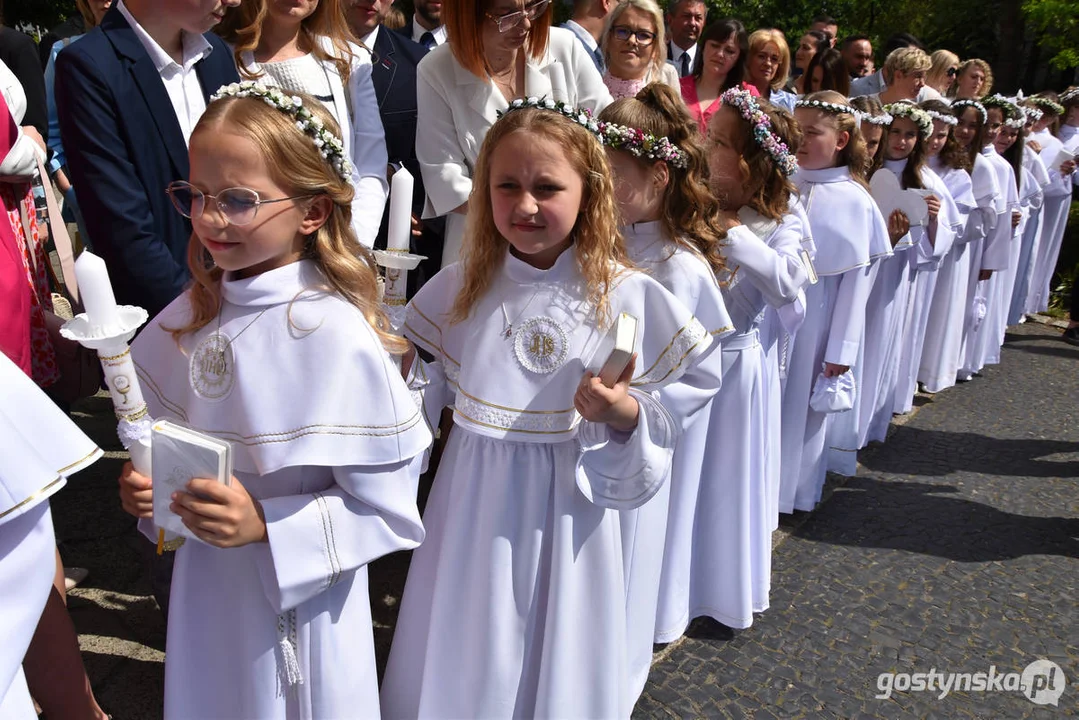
[386,166,415,252]
[74,251,122,334]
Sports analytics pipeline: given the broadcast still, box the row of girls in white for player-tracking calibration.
[104,75,1077,720]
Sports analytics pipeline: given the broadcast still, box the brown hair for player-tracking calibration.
[715,98,800,220]
[597,83,728,276]
[870,107,928,190]
[450,108,628,327]
[920,98,970,171]
[949,58,993,98]
[217,0,356,85]
[951,102,987,168]
[801,91,869,188]
[803,48,850,97]
[445,0,552,79]
[170,94,403,354]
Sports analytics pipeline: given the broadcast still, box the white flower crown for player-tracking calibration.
[497,96,602,135]
[1060,88,1079,104]
[982,94,1026,129]
[211,81,353,181]
[722,88,798,176]
[1021,105,1044,124]
[924,109,959,126]
[795,99,857,116]
[857,111,895,126]
[883,102,934,138]
[951,99,987,124]
[1026,96,1065,116]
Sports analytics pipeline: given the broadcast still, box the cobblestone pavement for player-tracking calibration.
[53,321,1077,719]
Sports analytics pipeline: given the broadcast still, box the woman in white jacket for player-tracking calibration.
[416,0,611,266]
[218,0,388,248]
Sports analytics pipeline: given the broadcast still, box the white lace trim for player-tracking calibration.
[453,390,580,435]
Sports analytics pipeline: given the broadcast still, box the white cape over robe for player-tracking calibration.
[134,260,430,720]
[382,248,708,719]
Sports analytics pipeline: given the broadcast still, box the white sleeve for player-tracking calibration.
[256,459,425,614]
[416,60,473,218]
[348,64,390,248]
[724,224,809,308]
[824,264,874,366]
[563,34,613,114]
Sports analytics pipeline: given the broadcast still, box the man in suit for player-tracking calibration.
[560,0,612,73]
[403,0,446,49]
[55,0,241,320]
[665,0,705,78]
[348,0,443,292]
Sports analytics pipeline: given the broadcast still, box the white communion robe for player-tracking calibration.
[0,352,102,720]
[919,156,977,393]
[133,260,431,720]
[959,152,1006,378]
[1025,127,1078,313]
[381,248,710,719]
[883,160,961,415]
[963,146,1020,375]
[620,222,731,705]
[780,166,889,510]
[656,210,811,641]
[1008,145,1050,325]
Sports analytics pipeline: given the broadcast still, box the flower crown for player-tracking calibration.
[951,99,987,124]
[795,98,857,116]
[981,94,1025,129]
[496,96,601,135]
[856,110,895,126]
[923,109,959,126]
[1020,104,1044,125]
[883,102,934,138]
[1060,88,1079,104]
[1026,96,1065,115]
[722,88,798,176]
[597,122,688,168]
[211,82,352,180]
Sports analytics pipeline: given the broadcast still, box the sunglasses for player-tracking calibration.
[947,67,959,77]
[167,181,315,226]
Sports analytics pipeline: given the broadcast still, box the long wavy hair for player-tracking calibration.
[450,108,629,328]
[920,98,971,172]
[870,109,928,190]
[217,0,356,85]
[597,83,728,276]
[716,98,800,221]
[801,91,869,188]
[169,94,403,354]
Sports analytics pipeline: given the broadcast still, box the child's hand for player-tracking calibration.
[823,362,850,378]
[1027,139,1042,153]
[1011,210,1021,229]
[1061,159,1076,176]
[170,476,268,548]
[119,461,154,519]
[888,210,910,246]
[924,194,941,220]
[574,354,640,433]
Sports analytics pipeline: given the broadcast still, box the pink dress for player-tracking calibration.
[679,77,761,135]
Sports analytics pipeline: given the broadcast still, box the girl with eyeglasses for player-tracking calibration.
[599,0,679,99]
[413,0,610,268]
[123,89,430,718]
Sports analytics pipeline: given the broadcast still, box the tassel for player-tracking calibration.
[276,610,304,690]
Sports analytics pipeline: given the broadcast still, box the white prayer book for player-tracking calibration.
[590,312,638,388]
[151,420,232,540]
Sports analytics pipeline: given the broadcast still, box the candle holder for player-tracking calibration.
[373,248,426,325]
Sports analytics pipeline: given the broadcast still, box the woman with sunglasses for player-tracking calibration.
[413,0,610,266]
[923,49,960,98]
[598,0,679,100]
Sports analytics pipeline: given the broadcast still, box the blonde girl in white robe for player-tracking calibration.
[655,90,812,640]
[597,83,732,705]
[381,102,714,719]
[118,88,430,720]
[782,92,891,505]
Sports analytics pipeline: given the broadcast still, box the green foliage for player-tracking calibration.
[1022,0,1079,69]
[3,0,77,29]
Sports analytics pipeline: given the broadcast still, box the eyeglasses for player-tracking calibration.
[485,0,549,33]
[946,67,959,77]
[610,26,656,46]
[167,181,315,226]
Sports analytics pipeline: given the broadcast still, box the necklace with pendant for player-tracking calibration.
[500,284,545,340]
[190,303,273,400]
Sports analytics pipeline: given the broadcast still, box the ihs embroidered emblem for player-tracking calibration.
[513,316,569,374]
[190,332,235,401]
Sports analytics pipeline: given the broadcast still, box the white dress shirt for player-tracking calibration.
[411,18,447,46]
[117,0,212,145]
[667,41,696,76]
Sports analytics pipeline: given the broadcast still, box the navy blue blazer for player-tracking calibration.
[54,6,239,317]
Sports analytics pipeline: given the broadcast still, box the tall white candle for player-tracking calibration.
[74,251,122,334]
[386,166,415,252]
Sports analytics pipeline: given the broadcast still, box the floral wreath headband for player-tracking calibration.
[883,102,934,138]
[722,88,798,176]
[1026,96,1065,115]
[924,109,959,126]
[496,97,689,169]
[1020,105,1044,125]
[795,99,857,116]
[981,94,1025,129]
[857,111,895,127]
[951,99,987,124]
[211,82,352,181]
[1060,88,1079,104]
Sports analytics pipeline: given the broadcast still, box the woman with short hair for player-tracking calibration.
[744,28,796,110]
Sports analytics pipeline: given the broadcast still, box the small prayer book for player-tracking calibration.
[592,312,638,388]
[151,420,232,541]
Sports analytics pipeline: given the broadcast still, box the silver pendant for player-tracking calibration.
[190,332,235,401]
[513,316,569,375]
